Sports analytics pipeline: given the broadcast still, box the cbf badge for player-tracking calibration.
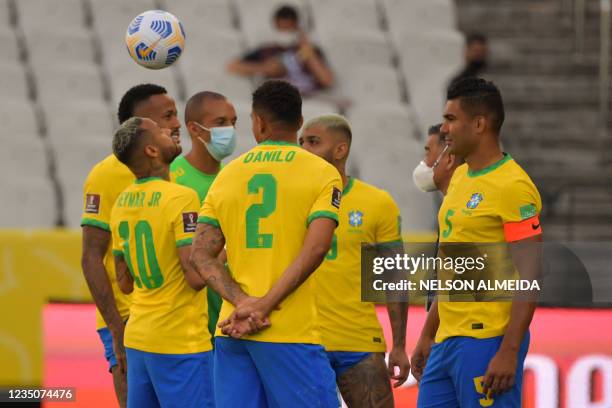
[348,210,363,227]
[466,193,483,209]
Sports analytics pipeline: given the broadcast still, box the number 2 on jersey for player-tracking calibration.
[118,220,163,289]
[246,174,277,248]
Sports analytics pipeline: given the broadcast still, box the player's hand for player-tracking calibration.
[112,329,127,375]
[388,346,410,387]
[217,297,272,338]
[482,348,518,397]
[410,337,434,382]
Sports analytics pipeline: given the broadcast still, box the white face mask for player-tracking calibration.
[412,145,448,193]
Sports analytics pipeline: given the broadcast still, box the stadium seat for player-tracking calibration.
[383,0,457,38]
[0,27,21,63]
[34,64,104,105]
[44,101,115,144]
[24,27,96,68]
[227,99,257,162]
[302,99,339,121]
[0,139,49,180]
[15,0,86,31]
[0,0,9,26]
[91,0,156,35]
[396,29,464,82]
[177,29,244,73]
[347,103,436,231]
[0,100,40,143]
[310,0,381,34]
[160,0,235,32]
[407,65,456,134]
[0,178,57,228]
[318,29,393,72]
[108,63,182,105]
[0,62,30,101]
[182,68,253,103]
[341,65,402,103]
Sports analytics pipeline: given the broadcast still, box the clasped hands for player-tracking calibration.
[217,296,274,338]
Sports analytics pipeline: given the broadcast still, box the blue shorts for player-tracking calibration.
[126,348,214,408]
[96,327,117,372]
[326,351,372,377]
[215,337,339,408]
[417,332,530,408]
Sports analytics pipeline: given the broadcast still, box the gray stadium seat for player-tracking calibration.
[0,139,49,180]
[0,27,21,63]
[318,29,393,72]
[160,0,234,32]
[302,99,339,122]
[0,62,29,101]
[177,29,244,72]
[407,65,456,133]
[397,29,463,82]
[45,101,115,143]
[0,100,39,143]
[235,0,308,45]
[0,178,57,228]
[347,103,436,232]
[310,0,380,34]
[0,0,9,25]
[227,100,256,162]
[34,64,104,105]
[24,27,96,68]
[91,0,156,36]
[16,0,86,31]
[182,68,253,103]
[341,65,402,103]
[108,63,182,105]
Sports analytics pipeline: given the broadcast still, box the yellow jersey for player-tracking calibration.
[81,154,134,330]
[198,140,342,344]
[436,154,542,343]
[316,178,402,352]
[110,177,211,354]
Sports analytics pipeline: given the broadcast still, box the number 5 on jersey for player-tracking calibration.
[246,174,277,248]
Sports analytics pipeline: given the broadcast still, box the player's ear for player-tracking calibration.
[474,115,486,134]
[144,143,159,158]
[335,141,349,161]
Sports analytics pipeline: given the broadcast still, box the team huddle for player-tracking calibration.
[81,78,543,408]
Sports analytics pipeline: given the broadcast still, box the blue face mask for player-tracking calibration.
[194,123,236,161]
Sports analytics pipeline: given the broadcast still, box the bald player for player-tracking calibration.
[171,91,237,340]
[300,114,410,407]
[81,84,180,407]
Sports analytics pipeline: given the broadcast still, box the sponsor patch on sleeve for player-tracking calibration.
[85,194,101,214]
[182,212,198,233]
[331,187,342,209]
[519,203,537,220]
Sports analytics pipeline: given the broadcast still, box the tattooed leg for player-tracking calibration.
[337,353,394,408]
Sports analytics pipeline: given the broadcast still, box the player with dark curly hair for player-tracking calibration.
[81,83,180,408]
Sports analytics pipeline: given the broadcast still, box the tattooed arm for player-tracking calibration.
[189,223,248,305]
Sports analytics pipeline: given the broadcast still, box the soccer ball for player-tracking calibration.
[125,10,186,70]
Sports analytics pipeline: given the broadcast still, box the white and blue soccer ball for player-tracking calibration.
[125,10,186,70]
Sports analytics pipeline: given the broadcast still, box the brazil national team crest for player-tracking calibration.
[349,210,363,227]
[466,193,483,209]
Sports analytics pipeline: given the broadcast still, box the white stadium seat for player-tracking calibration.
[227,99,257,162]
[24,27,96,68]
[45,101,115,143]
[0,27,21,63]
[407,65,457,133]
[310,0,380,34]
[91,0,156,36]
[318,29,393,72]
[347,103,436,232]
[0,0,9,25]
[383,0,457,37]
[341,65,402,103]
[16,0,86,31]
[34,63,104,105]
[0,62,29,101]
[235,0,308,36]
[302,99,339,121]
[177,30,244,72]
[54,137,110,196]
[182,68,253,102]
[0,100,39,143]
[0,139,49,180]
[0,178,57,228]
[161,0,234,32]
[108,63,182,105]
